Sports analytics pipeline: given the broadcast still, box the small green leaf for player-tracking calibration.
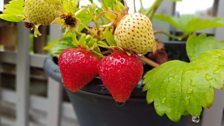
[78,34,87,46]
[154,14,224,34]
[101,0,124,14]
[186,34,224,61]
[103,28,116,46]
[62,0,79,13]
[0,0,25,22]
[75,4,97,32]
[101,0,115,9]
[87,38,97,48]
[97,40,109,48]
[143,49,224,121]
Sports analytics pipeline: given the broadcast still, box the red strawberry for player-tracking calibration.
[59,47,100,92]
[98,50,143,103]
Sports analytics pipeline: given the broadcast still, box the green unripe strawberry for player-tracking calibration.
[24,0,62,25]
[114,13,156,54]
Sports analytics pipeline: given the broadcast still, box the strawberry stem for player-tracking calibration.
[137,55,160,67]
[96,10,119,20]
[154,31,188,41]
[133,0,137,13]
[145,0,163,19]
[96,10,118,28]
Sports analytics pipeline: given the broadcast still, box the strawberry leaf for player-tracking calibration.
[62,0,79,13]
[101,0,123,10]
[44,33,75,57]
[154,14,224,34]
[75,4,97,32]
[0,0,24,22]
[186,34,224,61]
[103,28,116,46]
[143,49,224,121]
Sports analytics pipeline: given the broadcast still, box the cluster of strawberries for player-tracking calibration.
[59,47,143,103]
[59,13,156,103]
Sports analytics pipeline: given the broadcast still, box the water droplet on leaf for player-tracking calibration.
[192,116,200,123]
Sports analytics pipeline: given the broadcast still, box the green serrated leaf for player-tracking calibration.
[0,0,24,22]
[154,14,224,34]
[186,34,224,61]
[143,49,224,121]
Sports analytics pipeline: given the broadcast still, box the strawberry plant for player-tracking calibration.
[1,0,224,123]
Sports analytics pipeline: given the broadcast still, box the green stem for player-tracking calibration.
[133,0,137,12]
[93,19,100,34]
[137,55,160,67]
[72,33,78,46]
[94,10,118,36]
[139,0,144,12]
[79,21,98,35]
[154,31,188,41]
[145,0,163,19]
[96,10,118,21]
[88,0,93,3]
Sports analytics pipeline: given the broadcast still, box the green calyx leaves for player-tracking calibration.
[143,49,224,121]
[0,0,25,22]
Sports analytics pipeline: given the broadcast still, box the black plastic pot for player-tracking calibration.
[44,42,191,126]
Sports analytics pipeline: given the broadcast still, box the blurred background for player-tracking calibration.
[0,0,223,126]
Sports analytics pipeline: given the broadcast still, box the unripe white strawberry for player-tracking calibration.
[114,13,156,54]
[24,0,62,25]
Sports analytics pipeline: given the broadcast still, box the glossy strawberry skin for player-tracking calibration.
[98,50,143,103]
[59,48,100,92]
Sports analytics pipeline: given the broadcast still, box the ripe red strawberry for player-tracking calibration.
[98,50,143,103]
[59,48,100,92]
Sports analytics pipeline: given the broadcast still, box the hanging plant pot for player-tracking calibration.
[43,42,192,126]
